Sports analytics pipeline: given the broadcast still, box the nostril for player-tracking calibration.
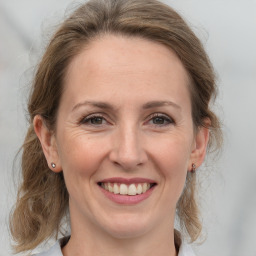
[109,141,148,170]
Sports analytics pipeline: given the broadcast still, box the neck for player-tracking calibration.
[63,232,177,256]
[62,210,178,256]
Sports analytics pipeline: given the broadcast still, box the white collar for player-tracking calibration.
[34,236,196,256]
[178,240,196,256]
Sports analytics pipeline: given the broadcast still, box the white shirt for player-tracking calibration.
[34,237,196,256]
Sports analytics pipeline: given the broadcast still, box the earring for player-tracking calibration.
[192,163,196,172]
[51,162,56,168]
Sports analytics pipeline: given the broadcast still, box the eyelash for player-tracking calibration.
[147,113,175,126]
[79,113,175,127]
[79,114,106,126]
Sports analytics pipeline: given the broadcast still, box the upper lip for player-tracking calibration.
[98,177,157,185]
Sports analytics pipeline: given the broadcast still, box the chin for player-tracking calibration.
[102,213,153,239]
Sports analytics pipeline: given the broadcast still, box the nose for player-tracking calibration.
[109,125,148,171]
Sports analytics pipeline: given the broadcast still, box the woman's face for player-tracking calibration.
[44,35,208,239]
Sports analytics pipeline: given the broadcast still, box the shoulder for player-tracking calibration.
[178,240,196,256]
[32,242,62,256]
[175,231,196,256]
[33,236,195,256]
[32,237,69,256]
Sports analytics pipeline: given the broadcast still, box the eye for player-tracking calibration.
[80,114,107,126]
[148,113,174,127]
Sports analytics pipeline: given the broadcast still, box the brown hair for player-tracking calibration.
[10,0,222,253]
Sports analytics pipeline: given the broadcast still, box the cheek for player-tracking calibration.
[57,132,107,178]
[152,134,192,172]
[149,134,192,196]
[57,134,108,206]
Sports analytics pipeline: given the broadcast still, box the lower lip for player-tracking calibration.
[99,185,156,205]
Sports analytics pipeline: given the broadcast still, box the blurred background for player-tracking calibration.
[0,0,255,255]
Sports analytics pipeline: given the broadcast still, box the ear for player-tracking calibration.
[188,119,210,171]
[33,115,62,173]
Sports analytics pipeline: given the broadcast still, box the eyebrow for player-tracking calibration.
[72,101,117,112]
[72,100,181,112]
[142,101,181,110]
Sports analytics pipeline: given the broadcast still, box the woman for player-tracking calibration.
[10,0,222,255]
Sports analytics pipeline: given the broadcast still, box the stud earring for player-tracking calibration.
[192,163,196,172]
[51,162,56,168]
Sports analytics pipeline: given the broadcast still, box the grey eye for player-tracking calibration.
[152,117,166,124]
[151,116,172,125]
[80,115,106,125]
[90,117,104,124]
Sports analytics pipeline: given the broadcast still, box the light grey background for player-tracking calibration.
[0,0,255,255]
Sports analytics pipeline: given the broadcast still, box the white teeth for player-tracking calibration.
[113,183,119,194]
[128,184,137,195]
[108,182,113,192]
[137,184,142,194]
[142,183,148,193]
[120,184,128,195]
[101,182,154,195]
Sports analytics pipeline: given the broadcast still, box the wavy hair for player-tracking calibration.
[10,0,222,253]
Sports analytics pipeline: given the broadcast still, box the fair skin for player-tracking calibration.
[34,35,209,256]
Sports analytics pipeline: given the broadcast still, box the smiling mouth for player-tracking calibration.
[98,182,156,196]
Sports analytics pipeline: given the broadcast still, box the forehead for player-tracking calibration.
[66,35,189,80]
[63,34,191,109]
